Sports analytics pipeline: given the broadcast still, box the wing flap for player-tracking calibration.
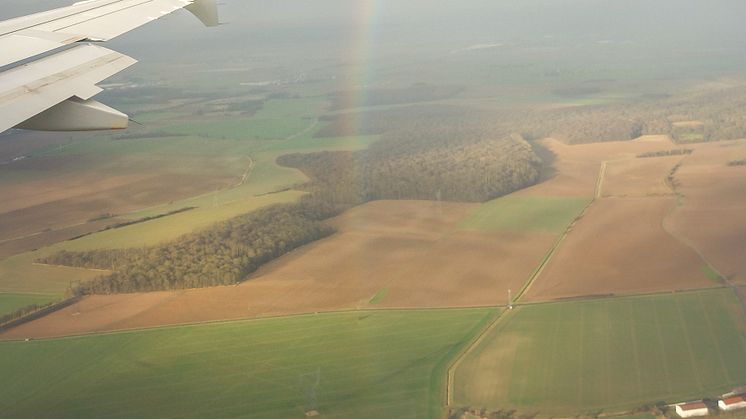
[0,44,137,133]
[0,30,86,68]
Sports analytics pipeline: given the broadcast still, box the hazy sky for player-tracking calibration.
[4,1,746,85]
[6,1,746,48]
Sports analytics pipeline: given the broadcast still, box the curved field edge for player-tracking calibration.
[452,288,746,416]
[0,308,496,419]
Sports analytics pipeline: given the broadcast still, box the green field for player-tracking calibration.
[161,98,326,140]
[254,98,327,119]
[164,117,313,140]
[0,293,58,317]
[454,289,746,414]
[0,309,496,419]
[0,252,97,296]
[459,196,590,234]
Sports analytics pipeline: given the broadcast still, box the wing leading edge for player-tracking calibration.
[0,0,218,133]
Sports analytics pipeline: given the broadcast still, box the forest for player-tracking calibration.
[319,86,746,145]
[520,86,746,144]
[282,128,541,203]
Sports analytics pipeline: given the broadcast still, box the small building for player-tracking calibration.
[675,401,709,418]
[719,395,746,411]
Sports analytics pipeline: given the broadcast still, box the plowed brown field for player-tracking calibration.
[666,139,746,284]
[523,197,713,301]
[523,137,720,301]
[518,135,676,198]
[601,155,680,198]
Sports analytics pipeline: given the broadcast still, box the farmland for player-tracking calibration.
[1,199,557,339]
[2,131,720,338]
[453,288,746,415]
[521,135,718,301]
[0,308,496,419]
[3,1,746,418]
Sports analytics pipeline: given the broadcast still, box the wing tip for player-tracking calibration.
[186,0,219,27]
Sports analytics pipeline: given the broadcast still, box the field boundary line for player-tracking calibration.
[515,160,606,301]
[0,296,81,333]
[658,154,746,314]
[444,308,509,409]
[595,160,608,199]
[0,305,500,342]
[234,156,255,187]
[284,119,319,141]
[30,262,110,273]
[1,286,731,342]
[517,285,727,307]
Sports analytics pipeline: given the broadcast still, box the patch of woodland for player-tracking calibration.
[41,204,334,295]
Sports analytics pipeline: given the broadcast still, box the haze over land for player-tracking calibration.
[1,1,746,418]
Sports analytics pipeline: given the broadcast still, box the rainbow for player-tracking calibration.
[343,0,382,111]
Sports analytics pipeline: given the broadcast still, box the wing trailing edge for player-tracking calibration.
[0,0,219,133]
[0,45,137,132]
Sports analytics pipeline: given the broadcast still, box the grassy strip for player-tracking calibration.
[368,288,388,305]
[701,264,725,282]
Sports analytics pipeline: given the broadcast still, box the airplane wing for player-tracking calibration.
[0,0,218,133]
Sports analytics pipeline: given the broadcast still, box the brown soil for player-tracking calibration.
[601,156,681,198]
[666,139,746,284]
[519,136,676,197]
[524,196,713,301]
[1,200,554,339]
[0,174,232,244]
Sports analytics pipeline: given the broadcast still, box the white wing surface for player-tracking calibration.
[0,0,217,133]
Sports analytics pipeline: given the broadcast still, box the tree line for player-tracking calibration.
[319,86,746,145]
[41,204,334,294]
[637,149,693,158]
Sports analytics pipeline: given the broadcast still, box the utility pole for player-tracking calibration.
[508,288,513,310]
